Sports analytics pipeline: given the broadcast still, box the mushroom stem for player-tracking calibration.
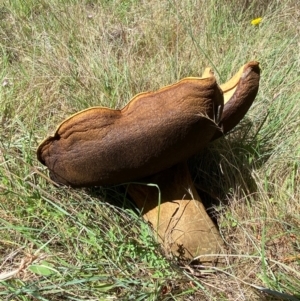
[127,161,223,261]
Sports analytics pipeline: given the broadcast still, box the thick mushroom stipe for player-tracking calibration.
[37,61,260,261]
[127,162,222,261]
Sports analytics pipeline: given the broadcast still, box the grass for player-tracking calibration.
[0,0,299,300]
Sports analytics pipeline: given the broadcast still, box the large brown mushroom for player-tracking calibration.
[37,61,260,261]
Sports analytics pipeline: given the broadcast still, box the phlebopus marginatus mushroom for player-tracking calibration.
[37,61,260,261]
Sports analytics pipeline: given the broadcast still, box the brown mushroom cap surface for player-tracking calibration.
[215,61,260,138]
[37,75,223,187]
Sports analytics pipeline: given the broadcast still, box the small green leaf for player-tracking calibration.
[28,261,57,276]
[231,221,238,227]
[94,284,115,292]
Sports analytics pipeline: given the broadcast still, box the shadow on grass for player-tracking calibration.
[187,116,275,227]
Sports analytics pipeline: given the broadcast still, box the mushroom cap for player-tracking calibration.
[202,61,260,139]
[37,74,223,187]
[215,61,260,138]
[37,61,260,187]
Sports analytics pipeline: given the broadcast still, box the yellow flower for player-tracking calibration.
[251,17,262,26]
